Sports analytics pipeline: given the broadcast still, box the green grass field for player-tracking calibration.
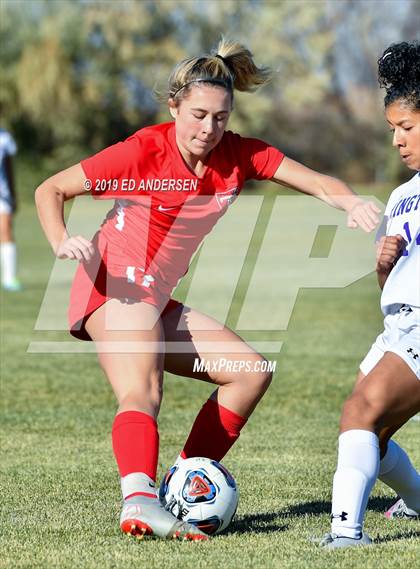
[1,184,419,569]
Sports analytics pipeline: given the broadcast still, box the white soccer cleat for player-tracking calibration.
[120,496,208,541]
[384,498,419,520]
[319,532,373,549]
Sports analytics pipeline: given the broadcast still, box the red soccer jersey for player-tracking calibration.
[71,122,283,339]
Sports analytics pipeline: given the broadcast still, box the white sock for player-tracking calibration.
[331,430,379,538]
[379,440,420,513]
[121,472,157,502]
[0,242,17,285]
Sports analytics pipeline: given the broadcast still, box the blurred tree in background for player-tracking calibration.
[0,0,417,184]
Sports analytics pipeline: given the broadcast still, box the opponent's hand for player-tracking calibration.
[376,234,406,273]
[347,200,381,232]
[54,235,95,262]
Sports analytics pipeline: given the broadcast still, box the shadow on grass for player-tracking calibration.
[228,496,397,535]
[374,529,420,544]
[228,511,289,535]
[280,496,395,518]
[367,496,398,513]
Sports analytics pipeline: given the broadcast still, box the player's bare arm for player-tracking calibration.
[35,163,94,261]
[271,156,380,232]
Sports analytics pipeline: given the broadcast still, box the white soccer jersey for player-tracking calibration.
[379,172,420,315]
[0,128,17,205]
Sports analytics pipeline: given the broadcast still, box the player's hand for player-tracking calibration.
[54,235,95,262]
[347,200,381,232]
[376,234,406,273]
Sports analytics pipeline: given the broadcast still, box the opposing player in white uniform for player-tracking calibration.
[321,41,420,549]
[0,128,21,291]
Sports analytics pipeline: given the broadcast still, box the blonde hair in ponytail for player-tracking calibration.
[167,37,270,103]
[215,37,271,92]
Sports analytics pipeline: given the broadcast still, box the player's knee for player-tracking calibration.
[119,387,162,416]
[246,360,273,395]
[0,223,11,242]
[256,367,273,394]
[341,392,369,421]
[340,391,385,430]
[150,380,164,409]
[0,215,13,242]
[114,371,163,415]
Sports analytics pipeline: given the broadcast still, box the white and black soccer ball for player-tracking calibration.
[159,457,239,535]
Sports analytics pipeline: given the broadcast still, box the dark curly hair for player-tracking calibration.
[378,41,420,110]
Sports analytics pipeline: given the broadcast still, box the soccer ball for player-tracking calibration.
[159,457,239,535]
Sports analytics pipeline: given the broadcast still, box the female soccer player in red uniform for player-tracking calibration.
[321,41,420,550]
[35,39,379,541]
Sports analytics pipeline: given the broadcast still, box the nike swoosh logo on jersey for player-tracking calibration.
[215,187,239,209]
[157,204,177,212]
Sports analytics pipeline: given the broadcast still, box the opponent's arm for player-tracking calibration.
[271,157,380,233]
[35,163,95,261]
[375,234,406,289]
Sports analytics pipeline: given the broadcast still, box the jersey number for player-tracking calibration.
[402,221,420,256]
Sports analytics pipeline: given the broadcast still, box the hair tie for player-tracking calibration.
[215,54,228,65]
[215,54,235,81]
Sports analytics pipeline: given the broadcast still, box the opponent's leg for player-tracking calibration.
[85,300,207,540]
[0,212,20,291]
[380,439,420,519]
[162,303,273,462]
[322,353,420,549]
[353,372,420,518]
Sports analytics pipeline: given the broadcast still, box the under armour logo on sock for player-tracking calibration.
[407,347,419,360]
[331,511,348,521]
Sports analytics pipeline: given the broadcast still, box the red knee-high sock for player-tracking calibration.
[112,411,159,498]
[181,399,247,462]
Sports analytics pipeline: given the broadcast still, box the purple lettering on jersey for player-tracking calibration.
[390,194,420,218]
[390,200,402,218]
[405,195,417,213]
[403,221,412,243]
[396,198,409,217]
[401,220,419,256]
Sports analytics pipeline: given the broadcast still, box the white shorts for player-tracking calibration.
[360,305,420,379]
[0,198,12,215]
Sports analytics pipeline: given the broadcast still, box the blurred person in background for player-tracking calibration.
[0,128,21,292]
